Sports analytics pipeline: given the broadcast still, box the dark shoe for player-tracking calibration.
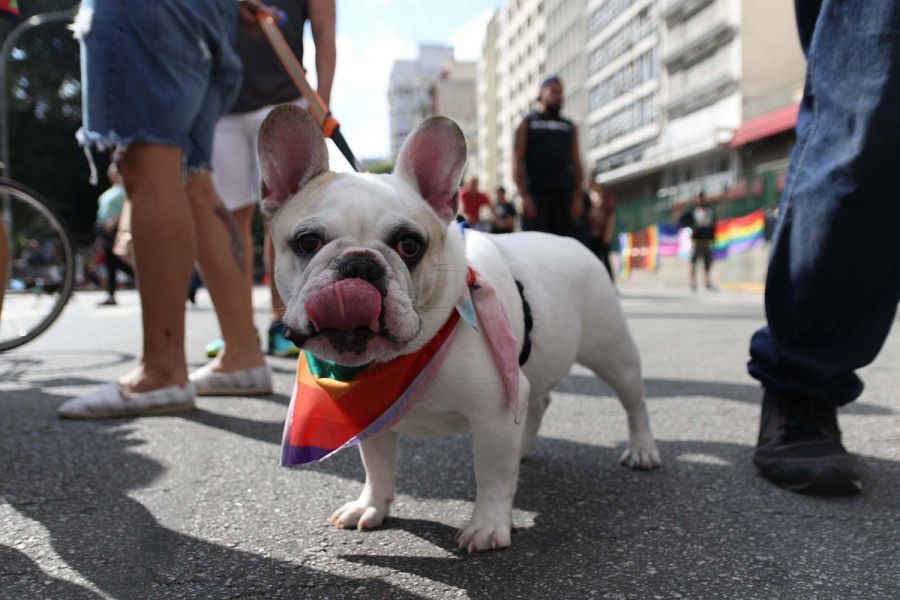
[754,389,861,495]
[97,296,117,306]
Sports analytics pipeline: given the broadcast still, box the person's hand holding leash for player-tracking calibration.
[238,0,273,33]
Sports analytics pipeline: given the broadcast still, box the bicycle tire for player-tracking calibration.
[0,177,75,352]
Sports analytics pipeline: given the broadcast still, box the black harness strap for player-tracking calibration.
[515,280,533,366]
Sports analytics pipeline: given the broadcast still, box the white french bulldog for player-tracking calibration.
[258,105,661,553]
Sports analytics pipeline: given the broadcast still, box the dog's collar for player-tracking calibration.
[280,267,520,467]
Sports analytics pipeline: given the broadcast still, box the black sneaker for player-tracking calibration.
[753,389,862,496]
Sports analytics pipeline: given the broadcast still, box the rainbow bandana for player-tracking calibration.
[281,267,520,466]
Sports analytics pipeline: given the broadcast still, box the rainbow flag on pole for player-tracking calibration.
[713,209,766,259]
[618,225,659,277]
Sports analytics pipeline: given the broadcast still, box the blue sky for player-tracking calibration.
[302,0,501,168]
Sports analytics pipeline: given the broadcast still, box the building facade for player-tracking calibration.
[388,45,455,159]
[430,61,479,178]
[545,0,589,163]
[477,11,501,194]
[494,0,547,195]
[580,0,803,231]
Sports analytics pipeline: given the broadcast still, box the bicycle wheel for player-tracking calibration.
[0,177,75,352]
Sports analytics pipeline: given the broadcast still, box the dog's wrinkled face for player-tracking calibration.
[258,106,467,366]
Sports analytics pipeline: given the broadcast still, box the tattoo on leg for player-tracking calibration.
[214,205,246,272]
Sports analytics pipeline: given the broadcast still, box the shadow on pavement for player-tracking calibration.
[8,366,897,598]
[180,374,893,453]
[332,436,900,598]
[0,389,418,599]
[0,545,98,599]
[0,351,135,385]
[556,375,895,416]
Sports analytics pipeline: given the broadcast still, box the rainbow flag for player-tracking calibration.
[619,225,659,277]
[618,232,633,278]
[713,209,766,259]
[658,224,681,256]
[281,310,460,465]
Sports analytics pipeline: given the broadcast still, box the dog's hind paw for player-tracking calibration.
[620,435,662,470]
[455,515,512,553]
[328,498,390,531]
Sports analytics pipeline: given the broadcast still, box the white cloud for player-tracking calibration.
[305,29,416,164]
[448,7,494,63]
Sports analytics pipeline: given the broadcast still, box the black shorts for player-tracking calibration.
[692,242,713,269]
[522,190,575,237]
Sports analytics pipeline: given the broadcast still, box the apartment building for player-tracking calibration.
[584,0,803,219]
[494,0,547,194]
[388,45,454,159]
[545,0,589,162]
[731,0,805,177]
[656,0,743,201]
[477,11,501,194]
[584,0,662,200]
[430,61,479,177]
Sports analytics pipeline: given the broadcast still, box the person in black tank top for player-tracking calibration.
[513,76,584,237]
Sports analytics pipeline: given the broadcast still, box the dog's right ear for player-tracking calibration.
[257,104,329,217]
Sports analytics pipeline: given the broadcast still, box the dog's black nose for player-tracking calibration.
[337,255,385,283]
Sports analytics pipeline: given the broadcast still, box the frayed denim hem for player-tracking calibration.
[76,127,192,184]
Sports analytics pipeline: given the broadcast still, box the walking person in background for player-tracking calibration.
[748,0,900,496]
[587,180,616,281]
[94,164,133,306]
[491,186,517,234]
[207,0,336,359]
[58,0,276,419]
[459,175,490,225]
[679,192,717,292]
[513,75,584,237]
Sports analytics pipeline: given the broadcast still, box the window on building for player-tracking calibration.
[588,4,655,76]
[588,0,637,39]
[590,93,656,146]
[589,48,657,112]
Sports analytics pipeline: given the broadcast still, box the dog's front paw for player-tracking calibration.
[328,498,390,531]
[620,433,662,470]
[455,515,512,553]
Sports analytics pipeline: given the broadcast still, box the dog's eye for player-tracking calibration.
[296,234,323,254]
[395,237,422,258]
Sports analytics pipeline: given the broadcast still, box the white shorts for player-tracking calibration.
[211,98,306,212]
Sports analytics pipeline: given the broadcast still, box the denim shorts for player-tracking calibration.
[75,0,242,172]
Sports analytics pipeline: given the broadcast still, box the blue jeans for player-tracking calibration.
[76,0,241,170]
[748,0,900,406]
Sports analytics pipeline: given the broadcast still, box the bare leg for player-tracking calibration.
[232,203,255,285]
[329,431,398,530]
[116,143,194,393]
[186,170,264,372]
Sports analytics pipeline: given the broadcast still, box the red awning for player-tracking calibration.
[730,103,800,147]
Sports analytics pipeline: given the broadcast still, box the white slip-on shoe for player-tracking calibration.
[188,363,273,397]
[58,382,196,419]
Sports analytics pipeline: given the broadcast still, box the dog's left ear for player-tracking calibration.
[257,104,329,217]
[395,117,467,223]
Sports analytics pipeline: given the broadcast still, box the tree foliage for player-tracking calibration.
[3,0,102,244]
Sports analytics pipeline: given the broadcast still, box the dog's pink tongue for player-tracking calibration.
[306,279,381,332]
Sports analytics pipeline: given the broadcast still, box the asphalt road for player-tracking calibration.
[2,285,898,599]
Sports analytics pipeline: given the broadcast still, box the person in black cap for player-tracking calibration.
[513,75,584,237]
